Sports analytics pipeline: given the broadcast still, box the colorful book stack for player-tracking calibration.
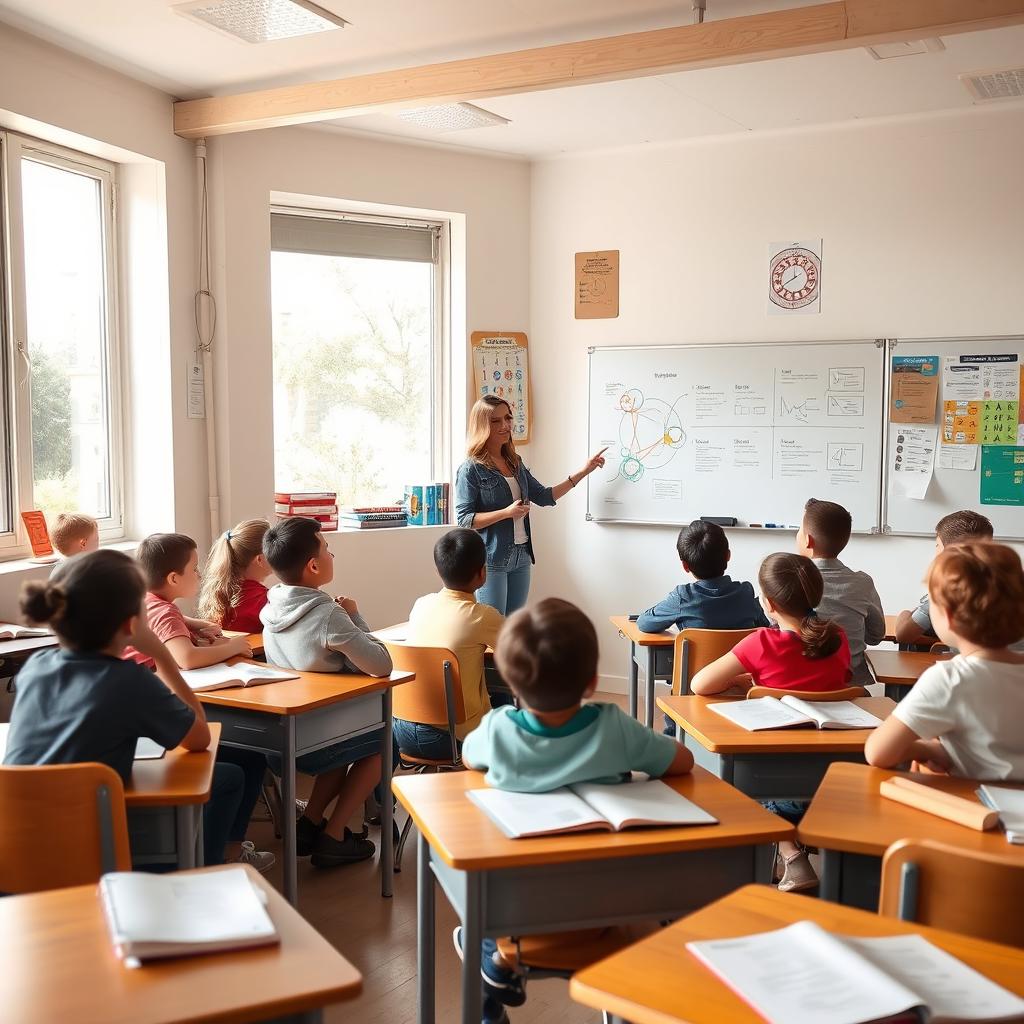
[274,492,338,531]
[404,482,451,526]
[338,506,407,530]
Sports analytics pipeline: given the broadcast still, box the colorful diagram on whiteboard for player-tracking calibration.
[616,389,686,482]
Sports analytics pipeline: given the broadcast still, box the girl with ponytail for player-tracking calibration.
[197,519,271,632]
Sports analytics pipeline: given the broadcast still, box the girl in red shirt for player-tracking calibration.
[198,519,271,633]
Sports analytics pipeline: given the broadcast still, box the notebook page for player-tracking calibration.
[133,738,166,760]
[708,697,811,731]
[781,697,882,730]
[687,921,922,1024]
[468,788,604,837]
[571,780,717,830]
[180,663,298,690]
[845,934,1024,1022]
[978,786,1024,842]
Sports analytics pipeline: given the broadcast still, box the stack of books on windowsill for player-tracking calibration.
[274,492,338,531]
[339,506,408,530]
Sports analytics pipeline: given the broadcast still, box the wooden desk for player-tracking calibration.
[798,762,1024,910]
[0,723,219,871]
[1,863,361,1024]
[199,662,413,904]
[0,633,59,674]
[867,649,949,700]
[394,767,793,1024]
[570,884,1024,1024]
[883,613,898,643]
[609,615,676,727]
[224,630,265,657]
[659,694,896,802]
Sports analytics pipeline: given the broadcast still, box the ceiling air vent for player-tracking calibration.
[173,0,347,44]
[865,38,945,60]
[960,68,1024,101]
[398,103,511,133]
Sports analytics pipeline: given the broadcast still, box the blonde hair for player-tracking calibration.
[51,513,97,555]
[466,395,519,471]
[197,519,269,625]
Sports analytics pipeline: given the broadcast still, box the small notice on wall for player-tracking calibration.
[575,250,619,319]
[187,360,206,420]
[891,425,937,501]
[890,355,939,424]
[981,445,1024,506]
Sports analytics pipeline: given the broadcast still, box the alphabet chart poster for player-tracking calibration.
[471,332,531,444]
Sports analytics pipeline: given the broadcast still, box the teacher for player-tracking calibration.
[455,394,606,615]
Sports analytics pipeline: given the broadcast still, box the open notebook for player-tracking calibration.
[688,920,1024,1024]
[179,663,299,692]
[100,868,279,965]
[978,785,1024,845]
[708,696,883,732]
[468,780,717,838]
[0,622,50,640]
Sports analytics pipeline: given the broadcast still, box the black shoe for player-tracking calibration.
[296,815,326,857]
[310,827,376,868]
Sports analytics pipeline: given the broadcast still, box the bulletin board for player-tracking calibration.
[471,332,531,444]
[883,336,1024,539]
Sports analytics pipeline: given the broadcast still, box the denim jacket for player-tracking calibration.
[455,458,556,567]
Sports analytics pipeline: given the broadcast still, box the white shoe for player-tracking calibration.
[295,798,308,820]
[237,840,276,874]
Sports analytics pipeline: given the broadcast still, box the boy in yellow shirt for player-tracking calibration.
[400,529,508,759]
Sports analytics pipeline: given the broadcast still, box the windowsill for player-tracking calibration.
[0,539,140,576]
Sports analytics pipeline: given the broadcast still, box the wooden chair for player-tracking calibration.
[0,762,131,894]
[880,838,1024,948]
[385,642,469,870]
[747,685,868,701]
[672,628,757,696]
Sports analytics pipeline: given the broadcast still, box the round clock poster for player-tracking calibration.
[768,239,822,315]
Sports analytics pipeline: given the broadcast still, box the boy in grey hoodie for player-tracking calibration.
[261,516,393,868]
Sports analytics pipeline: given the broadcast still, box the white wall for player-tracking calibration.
[528,106,1024,688]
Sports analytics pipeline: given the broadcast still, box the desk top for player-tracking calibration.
[376,620,495,655]
[569,884,1024,1024]
[867,648,948,686]
[223,631,265,655]
[798,762,1024,858]
[392,766,793,872]
[0,863,361,1024]
[609,615,677,646]
[197,660,414,715]
[0,634,59,660]
[658,694,896,754]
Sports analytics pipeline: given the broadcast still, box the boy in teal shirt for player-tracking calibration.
[460,598,693,1023]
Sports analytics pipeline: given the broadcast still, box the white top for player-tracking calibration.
[893,654,1024,780]
[505,475,528,545]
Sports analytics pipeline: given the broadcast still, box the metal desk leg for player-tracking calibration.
[644,646,656,729]
[819,849,842,902]
[381,688,394,896]
[175,806,196,869]
[194,806,204,867]
[281,717,298,905]
[461,871,483,1024]
[417,832,436,1024]
[628,641,639,720]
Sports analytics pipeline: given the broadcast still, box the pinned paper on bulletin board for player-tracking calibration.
[471,332,531,444]
[981,401,1019,445]
[981,446,1024,506]
[890,355,939,424]
[574,250,619,319]
[942,400,980,444]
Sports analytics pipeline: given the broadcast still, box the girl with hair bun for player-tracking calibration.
[198,519,271,632]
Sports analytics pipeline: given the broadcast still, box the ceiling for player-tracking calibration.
[0,0,1022,157]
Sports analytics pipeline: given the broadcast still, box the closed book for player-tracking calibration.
[341,518,407,530]
[339,511,407,521]
[340,506,403,515]
[273,491,337,504]
[440,482,450,524]
[274,503,338,515]
[276,512,338,524]
[426,483,437,526]
[405,484,425,526]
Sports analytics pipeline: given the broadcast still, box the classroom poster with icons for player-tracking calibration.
[471,332,532,444]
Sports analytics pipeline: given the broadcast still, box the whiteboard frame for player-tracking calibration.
[586,339,886,534]
[881,334,1024,541]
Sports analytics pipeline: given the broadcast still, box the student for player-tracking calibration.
[867,543,1024,778]
[3,550,273,871]
[400,529,506,759]
[460,598,692,1023]
[637,520,768,733]
[51,512,99,557]
[260,517,394,868]
[198,519,272,632]
[894,510,993,647]
[796,498,884,687]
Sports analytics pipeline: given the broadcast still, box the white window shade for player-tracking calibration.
[270,213,437,263]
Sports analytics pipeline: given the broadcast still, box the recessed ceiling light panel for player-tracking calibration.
[173,0,347,44]
[398,102,511,133]
[865,38,945,60]
[960,68,1024,101]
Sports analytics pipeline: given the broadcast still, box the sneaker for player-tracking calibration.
[294,798,308,820]
[452,928,527,1007]
[296,815,326,857]
[482,995,510,1024]
[778,850,818,893]
[310,827,376,868]
[236,840,276,874]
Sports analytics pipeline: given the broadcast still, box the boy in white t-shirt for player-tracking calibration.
[866,542,1024,779]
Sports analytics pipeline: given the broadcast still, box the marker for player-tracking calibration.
[765,523,780,528]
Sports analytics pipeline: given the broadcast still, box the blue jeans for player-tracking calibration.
[204,747,267,865]
[477,543,532,615]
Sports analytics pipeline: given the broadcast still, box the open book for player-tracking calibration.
[179,663,298,693]
[0,622,50,640]
[687,920,1024,1024]
[708,696,882,732]
[468,780,717,839]
[100,868,279,965]
[978,785,1024,845]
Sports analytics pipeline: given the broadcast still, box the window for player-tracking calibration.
[0,133,123,553]
[270,210,445,509]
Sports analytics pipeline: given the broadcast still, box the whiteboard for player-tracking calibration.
[883,336,1024,539]
[587,341,885,532]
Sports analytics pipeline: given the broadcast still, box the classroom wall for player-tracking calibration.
[527,105,1024,690]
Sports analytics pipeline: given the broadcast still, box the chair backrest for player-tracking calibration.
[746,685,869,701]
[384,643,467,729]
[879,838,1024,947]
[0,762,131,894]
[671,628,757,696]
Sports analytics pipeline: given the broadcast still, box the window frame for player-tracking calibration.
[0,131,125,556]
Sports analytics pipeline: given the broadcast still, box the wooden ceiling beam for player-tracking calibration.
[173,0,1024,138]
